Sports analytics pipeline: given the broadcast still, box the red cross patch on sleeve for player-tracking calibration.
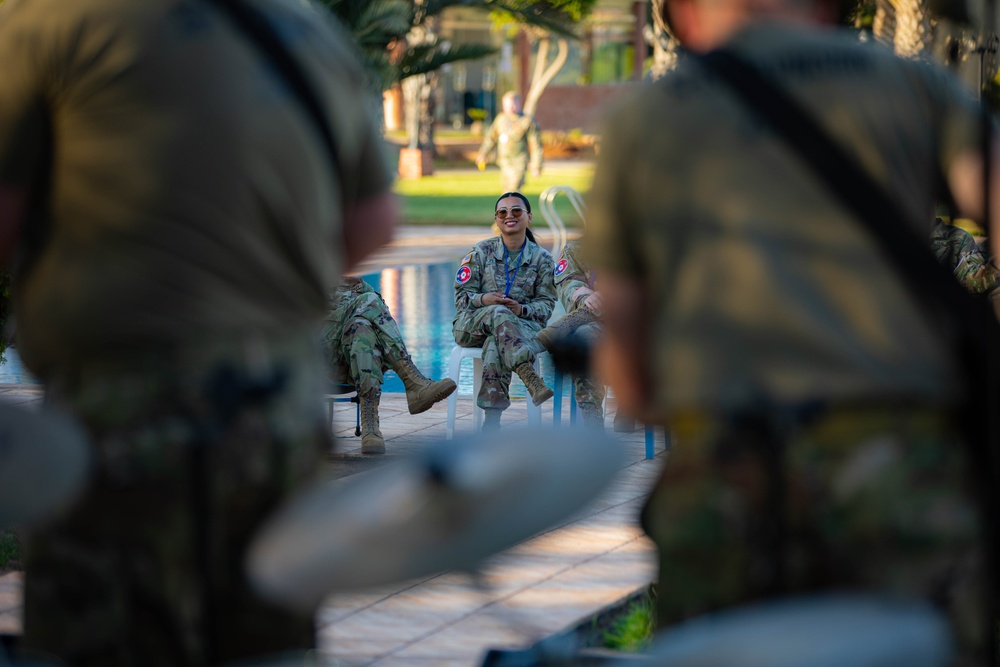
[554,258,569,276]
[456,265,472,284]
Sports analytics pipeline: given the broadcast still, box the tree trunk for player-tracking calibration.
[644,23,680,80]
[892,0,930,57]
[417,72,438,153]
[401,74,424,150]
[873,0,896,48]
[523,36,570,118]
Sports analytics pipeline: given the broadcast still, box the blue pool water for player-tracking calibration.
[0,260,561,396]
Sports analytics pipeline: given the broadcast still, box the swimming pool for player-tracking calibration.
[0,260,562,397]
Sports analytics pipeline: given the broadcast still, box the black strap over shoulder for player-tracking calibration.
[205,0,341,177]
[700,47,999,660]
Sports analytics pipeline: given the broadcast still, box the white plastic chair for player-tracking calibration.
[445,346,541,439]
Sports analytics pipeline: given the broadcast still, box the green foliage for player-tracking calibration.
[0,529,21,573]
[318,0,412,91]
[0,270,10,365]
[845,0,875,29]
[319,0,502,91]
[489,0,599,36]
[602,595,656,653]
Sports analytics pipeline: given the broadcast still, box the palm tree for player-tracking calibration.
[320,0,496,152]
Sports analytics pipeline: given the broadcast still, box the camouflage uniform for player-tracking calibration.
[552,240,606,413]
[0,0,394,663]
[25,335,327,666]
[322,277,407,393]
[930,219,1000,299]
[453,237,555,410]
[584,24,989,660]
[642,406,983,654]
[477,111,543,192]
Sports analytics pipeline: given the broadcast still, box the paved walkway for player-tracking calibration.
[0,215,665,666]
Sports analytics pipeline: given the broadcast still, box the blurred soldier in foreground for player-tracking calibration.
[584,0,997,660]
[0,0,396,664]
[475,92,544,192]
[323,277,456,454]
[930,219,1000,299]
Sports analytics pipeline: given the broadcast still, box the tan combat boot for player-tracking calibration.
[391,355,457,415]
[482,408,502,432]
[359,388,385,455]
[580,403,605,431]
[535,308,599,352]
[613,411,637,433]
[514,362,554,406]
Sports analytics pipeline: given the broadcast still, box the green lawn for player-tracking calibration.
[394,162,594,226]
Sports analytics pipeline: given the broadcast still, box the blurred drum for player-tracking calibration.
[246,427,625,612]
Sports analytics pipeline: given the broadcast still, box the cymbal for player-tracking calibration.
[246,427,624,612]
[0,401,91,527]
[617,594,952,667]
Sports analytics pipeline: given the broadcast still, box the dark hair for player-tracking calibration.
[494,191,536,243]
[495,191,531,214]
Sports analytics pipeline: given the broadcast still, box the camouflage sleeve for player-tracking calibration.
[554,243,592,312]
[523,251,556,324]
[930,221,1000,295]
[477,118,499,162]
[527,117,543,173]
[954,250,1000,295]
[454,248,486,311]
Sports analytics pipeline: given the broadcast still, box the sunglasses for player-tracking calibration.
[495,206,526,219]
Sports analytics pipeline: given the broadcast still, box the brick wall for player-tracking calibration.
[533,83,641,133]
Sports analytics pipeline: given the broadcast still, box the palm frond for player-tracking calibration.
[398,42,497,79]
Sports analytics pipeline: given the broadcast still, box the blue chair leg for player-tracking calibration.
[644,425,655,459]
[553,371,564,427]
[352,395,361,437]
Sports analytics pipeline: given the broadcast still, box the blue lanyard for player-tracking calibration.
[503,240,526,297]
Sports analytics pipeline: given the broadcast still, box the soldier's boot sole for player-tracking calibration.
[528,385,554,406]
[406,379,458,415]
[361,431,385,455]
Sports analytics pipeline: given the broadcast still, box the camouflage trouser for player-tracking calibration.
[22,337,328,667]
[453,305,540,410]
[498,156,529,193]
[643,406,988,664]
[323,290,407,394]
[570,322,605,413]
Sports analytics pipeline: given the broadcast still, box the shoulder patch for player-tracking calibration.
[456,265,473,285]
[461,253,473,266]
[554,258,569,277]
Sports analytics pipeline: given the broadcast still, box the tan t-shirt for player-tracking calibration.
[585,23,981,413]
[0,0,394,377]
